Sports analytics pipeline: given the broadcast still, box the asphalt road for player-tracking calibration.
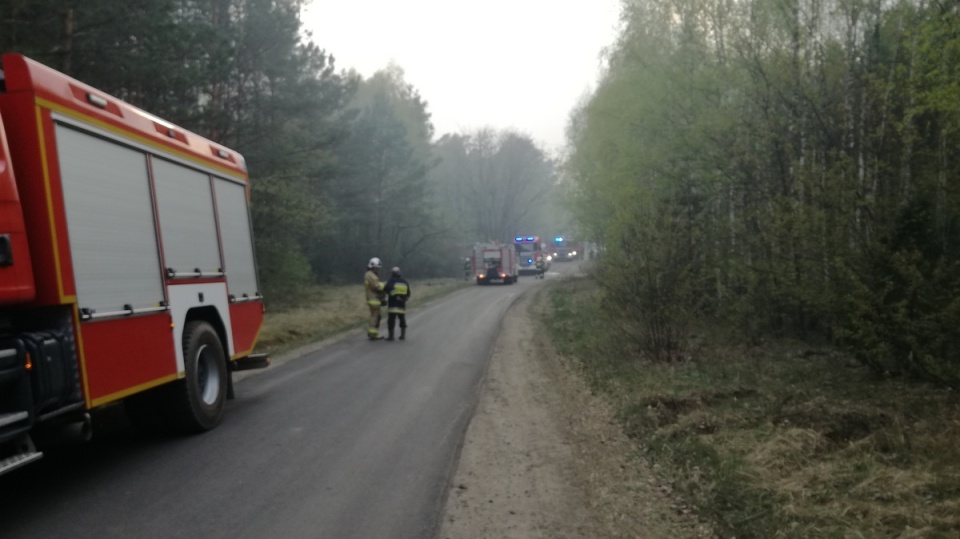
[0,264,577,539]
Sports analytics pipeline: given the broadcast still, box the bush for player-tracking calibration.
[836,195,960,387]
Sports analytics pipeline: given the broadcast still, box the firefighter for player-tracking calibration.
[535,256,545,279]
[383,266,411,341]
[364,257,386,340]
[463,257,471,280]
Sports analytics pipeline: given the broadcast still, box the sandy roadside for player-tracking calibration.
[437,283,714,539]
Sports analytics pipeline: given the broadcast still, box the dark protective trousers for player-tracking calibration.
[387,312,407,338]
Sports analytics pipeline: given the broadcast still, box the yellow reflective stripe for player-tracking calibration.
[392,283,409,295]
[367,300,382,306]
[388,308,405,314]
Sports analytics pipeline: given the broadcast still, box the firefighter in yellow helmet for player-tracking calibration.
[364,257,386,340]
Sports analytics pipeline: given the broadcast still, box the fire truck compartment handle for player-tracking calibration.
[166,267,225,279]
[80,305,168,320]
[229,294,262,304]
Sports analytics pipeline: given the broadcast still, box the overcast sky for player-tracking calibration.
[300,0,622,154]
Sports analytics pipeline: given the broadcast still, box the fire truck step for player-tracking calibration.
[0,411,29,429]
[0,450,43,475]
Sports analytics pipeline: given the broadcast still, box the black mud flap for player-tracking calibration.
[231,353,269,372]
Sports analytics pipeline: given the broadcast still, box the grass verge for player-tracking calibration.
[255,278,470,356]
[542,275,960,538]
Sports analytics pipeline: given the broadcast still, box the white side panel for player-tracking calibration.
[152,158,221,274]
[55,125,164,314]
[167,283,233,372]
[214,178,258,298]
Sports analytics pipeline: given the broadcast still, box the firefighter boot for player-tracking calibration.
[386,329,395,341]
[399,328,406,340]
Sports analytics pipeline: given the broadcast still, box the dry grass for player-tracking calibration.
[543,276,960,539]
[255,278,469,355]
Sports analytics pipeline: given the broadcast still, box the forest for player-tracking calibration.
[566,0,960,386]
[0,0,563,301]
[5,0,960,385]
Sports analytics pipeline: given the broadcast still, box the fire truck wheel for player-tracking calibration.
[172,321,228,432]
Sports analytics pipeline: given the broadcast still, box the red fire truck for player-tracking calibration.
[469,242,518,285]
[550,235,583,262]
[514,235,550,275]
[0,54,267,475]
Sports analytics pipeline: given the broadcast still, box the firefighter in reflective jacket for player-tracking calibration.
[383,266,411,341]
[365,257,386,340]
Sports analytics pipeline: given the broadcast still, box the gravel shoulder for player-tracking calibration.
[437,283,713,539]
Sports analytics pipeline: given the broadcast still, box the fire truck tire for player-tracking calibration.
[171,321,228,432]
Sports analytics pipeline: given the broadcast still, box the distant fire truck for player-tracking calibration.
[469,242,518,285]
[514,236,550,275]
[0,54,267,475]
[550,236,582,262]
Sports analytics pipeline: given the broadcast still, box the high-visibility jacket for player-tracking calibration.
[384,276,411,314]
[365,270,384,306]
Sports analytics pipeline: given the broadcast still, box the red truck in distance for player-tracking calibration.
[468,242,519,285]
[514,235,550,275]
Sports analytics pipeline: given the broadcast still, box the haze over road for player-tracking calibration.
[0,265,575,539]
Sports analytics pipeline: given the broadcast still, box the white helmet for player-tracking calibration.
[367,257,382,269]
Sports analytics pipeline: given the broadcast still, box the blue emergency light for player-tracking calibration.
[515,236,523,242]
[526,237,534,242]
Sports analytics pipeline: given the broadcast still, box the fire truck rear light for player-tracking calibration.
[24,353,32,371]
[500,273,506,278]
[86,93,108,109]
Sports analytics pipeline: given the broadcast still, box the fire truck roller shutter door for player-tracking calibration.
[214,178,258,300]
[152,158,221,277]
[55,124,164,314]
